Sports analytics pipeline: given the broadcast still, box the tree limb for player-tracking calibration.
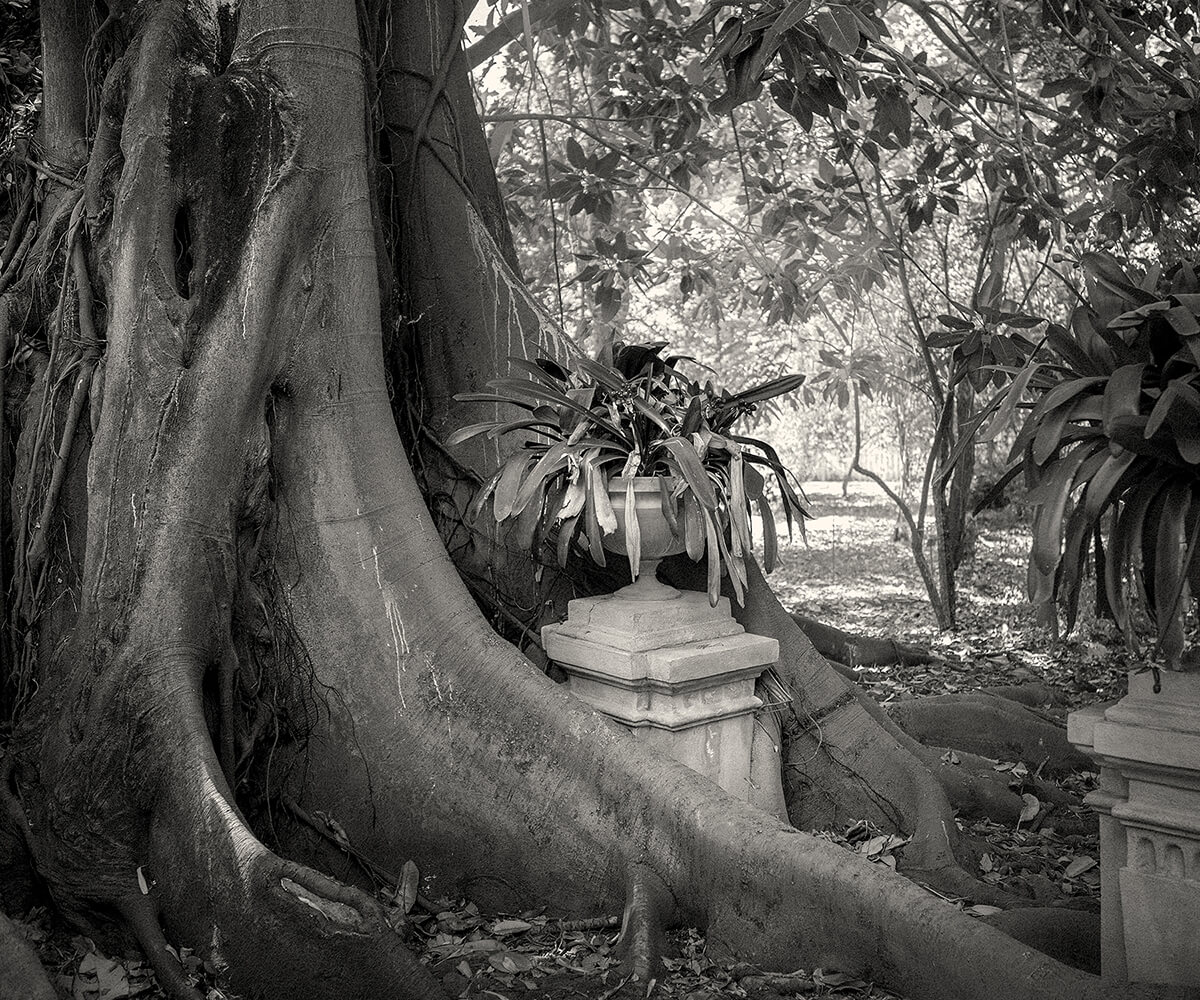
[1080,0,1190,96]
[466,0,579,69]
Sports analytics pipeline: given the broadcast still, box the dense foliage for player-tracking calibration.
[467,0,1199,627]
[450,342,807,603]
[996,255,1200,665]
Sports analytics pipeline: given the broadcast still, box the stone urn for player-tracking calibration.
[1068,668,1200,985]
[541,475,789,818]
[604,476,687,602]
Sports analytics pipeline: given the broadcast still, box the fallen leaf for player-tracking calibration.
[490,919,532,937]
[813,968,867,990]
[488,951,535,974]
[861,834,889,857]
[1063,856,1097,879]
[74,952,138,1000]
[429,938,501,957]
[965,904,1003,916]
[396,860,419,914]
[456,960,472,978]
[312,809,351,849]
[979,853,993,873]
[1018,793,1040,825]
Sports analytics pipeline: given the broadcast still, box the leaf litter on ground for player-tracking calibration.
[13,481,1114,1000]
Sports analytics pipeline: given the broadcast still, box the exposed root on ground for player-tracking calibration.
[888,693,1093,776]
[791,612,940,667]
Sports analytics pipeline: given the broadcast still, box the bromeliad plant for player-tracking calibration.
[447,342,808,606]
[993,254,1200,666]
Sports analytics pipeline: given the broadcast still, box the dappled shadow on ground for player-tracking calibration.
[773,482,1131,706]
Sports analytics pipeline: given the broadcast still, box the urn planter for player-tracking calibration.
[603,476,688,601]
[543,476,787,818]
[1068,669,1200,986]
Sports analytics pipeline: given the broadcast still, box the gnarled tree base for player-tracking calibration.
[2,1,1188,999]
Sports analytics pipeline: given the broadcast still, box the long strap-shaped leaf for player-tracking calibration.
[557,514,581,569]
[485,379,631,443]
[1081,451,1140,524]
[1030,442,1106,575]
[729,453,752,558]
[684,494,706,562]
[509,442,569,519]
[719,372,806,408]
[1105,471,1171,633]
[661,437,719,509]
[757,496,778,574]
[494,454,534,521]
[1102,363,1145,437]
[713,513,747,606]
[624,478,641,583]
[704,507,721,606]
[1010,375,1108,463]
[659,477,680,537]
[582,460,607,567]
[504,356,569,387]
[1056,498,1095,634]
[1152,480,1192,665]
[468,465,506,524]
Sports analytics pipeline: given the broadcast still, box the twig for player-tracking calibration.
[465,0,577,68]
[739,974,819,995]
[1028,802,1055,833]
[280,794,439,913]
[22,157,82,189]
[597,975,631,1000]
[480,112,775,272]
[554,915,620,931]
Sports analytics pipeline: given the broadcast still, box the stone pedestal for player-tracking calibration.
[1066,702,1128,983]
[542,591,784,817]
[1069,670,1200,986]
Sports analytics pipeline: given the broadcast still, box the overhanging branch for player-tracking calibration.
[466,0,579,69]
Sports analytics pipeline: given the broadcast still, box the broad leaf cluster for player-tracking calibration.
[1004,255,1200,664]
[449,342,808,604]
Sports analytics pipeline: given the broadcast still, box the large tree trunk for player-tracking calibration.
[0,3,1191,1000]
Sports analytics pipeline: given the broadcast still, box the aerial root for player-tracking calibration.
[614,864,674,982]
[116,895,205,1000]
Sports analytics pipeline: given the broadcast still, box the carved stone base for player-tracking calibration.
[542,591,785,818]
[1069,670,1200,986]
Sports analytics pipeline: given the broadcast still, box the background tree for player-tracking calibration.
[468,0,1198,626]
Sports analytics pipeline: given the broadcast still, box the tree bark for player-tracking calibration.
[1,3,1190,1000]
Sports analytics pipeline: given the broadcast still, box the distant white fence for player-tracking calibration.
[797,442,905,484]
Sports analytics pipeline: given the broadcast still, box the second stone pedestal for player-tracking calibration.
[1069,670,1200,986]
[542,590,782,813]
